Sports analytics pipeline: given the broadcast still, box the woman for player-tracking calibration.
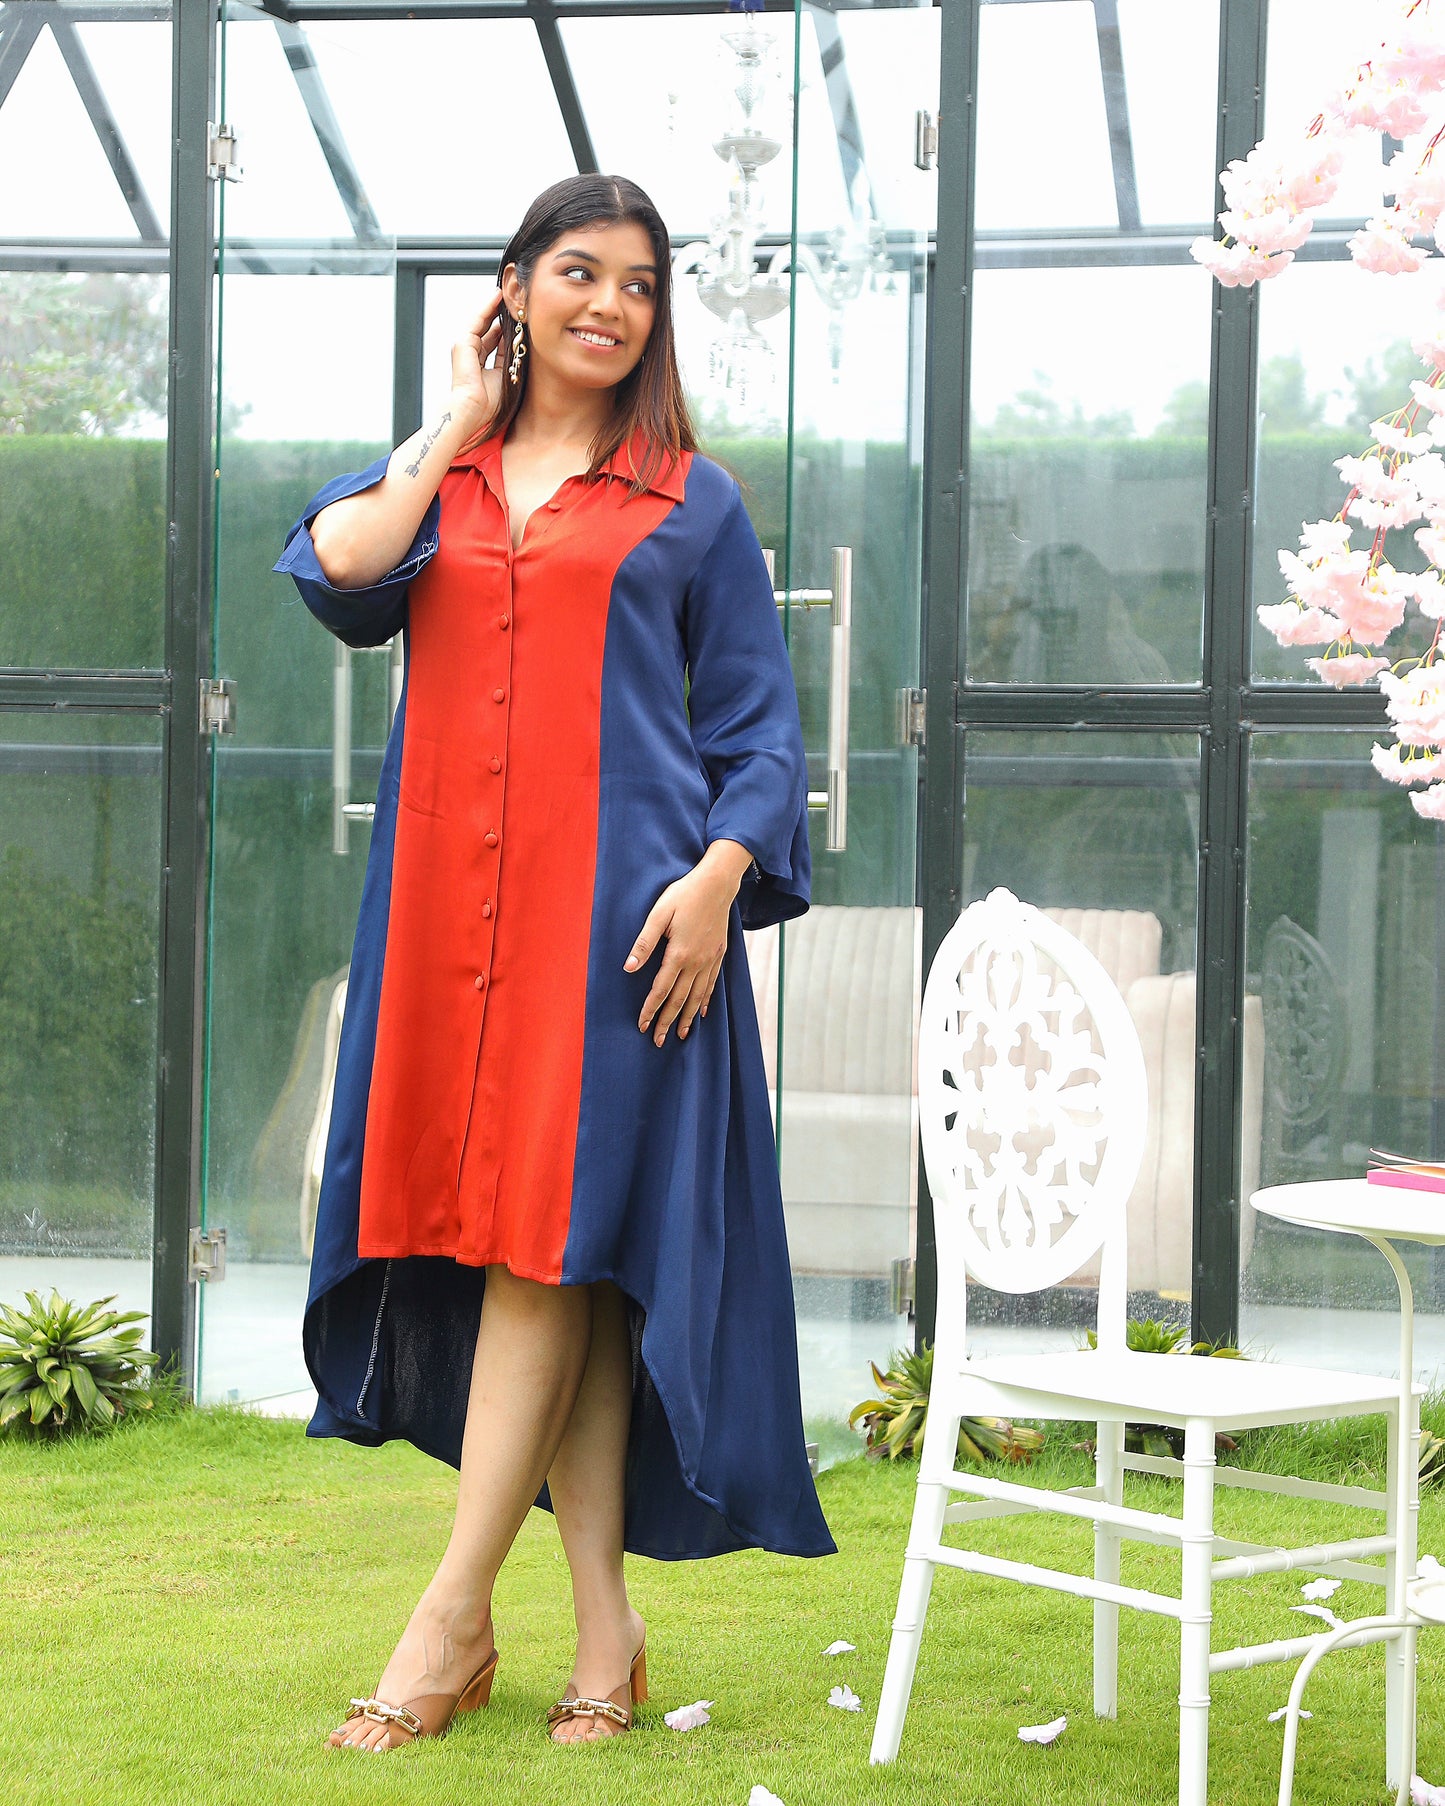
[273,173,837,1754]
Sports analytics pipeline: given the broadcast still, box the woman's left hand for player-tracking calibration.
[625,841,755,1045]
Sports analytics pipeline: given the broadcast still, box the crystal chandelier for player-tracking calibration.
[670,0,897,418]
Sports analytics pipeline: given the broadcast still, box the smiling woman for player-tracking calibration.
[272,171,833,1757]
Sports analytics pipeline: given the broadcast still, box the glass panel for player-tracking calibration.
[238,16,575,241]
[1241,731,1445,1382]
[1252,262,1438,680]
[0,267,169,669]
[765,0,935,1469]
[968,270,1211,685]
[0,13,150,239]
[967,0,1220,687]
[975,2,1117,232]
[961,730,1203,1327]
[199,8,398,1408]
[0,711,161,1350]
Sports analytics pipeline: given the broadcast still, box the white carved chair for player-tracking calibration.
[868,889,1417,1806]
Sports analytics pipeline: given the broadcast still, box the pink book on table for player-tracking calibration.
[1367,1167,1445,1195]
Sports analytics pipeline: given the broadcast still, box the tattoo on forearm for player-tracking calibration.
[403,410,452,478]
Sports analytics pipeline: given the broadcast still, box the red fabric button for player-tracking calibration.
[482,900,493,918]
[484,829,498,847]
[489,755,502,773]
[498,614,510,629]
[492,687,505,702]
[474,974,487,990]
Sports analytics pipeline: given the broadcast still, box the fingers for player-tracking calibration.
[673,965,713,1041]
[699,949,725,1019]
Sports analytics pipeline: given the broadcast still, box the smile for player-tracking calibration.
[568,327,622,349]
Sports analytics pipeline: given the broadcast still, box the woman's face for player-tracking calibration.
[504,220,658,394]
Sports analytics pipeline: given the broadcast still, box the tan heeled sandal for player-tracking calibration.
[329,1645,500,1750]
[545,1634,647,1741]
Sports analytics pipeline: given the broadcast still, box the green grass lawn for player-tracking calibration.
[6,1405,1444,1806]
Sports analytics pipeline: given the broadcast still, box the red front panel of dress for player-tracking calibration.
[355,449,679,1276]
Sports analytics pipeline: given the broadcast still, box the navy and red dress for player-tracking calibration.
[273,423,837,1561]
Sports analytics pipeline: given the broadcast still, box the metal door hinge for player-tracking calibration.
[897,685,926,747]
[208,121,242,182]
[890,1255,916,1319]
[200,677,236,736]
[915,109,938,171]
[190,1226,228,1283]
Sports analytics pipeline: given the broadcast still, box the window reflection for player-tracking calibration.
[961,732,1204,1314]
[1242,732,1445,1367]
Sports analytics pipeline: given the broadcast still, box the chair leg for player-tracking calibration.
[1385,1395,1421,1793]
[1177,1417,1216,1806]
[869,1475,950,1764]
[1094,1416,1123,1719]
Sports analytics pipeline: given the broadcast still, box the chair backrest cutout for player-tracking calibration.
[918,889,1148,1296]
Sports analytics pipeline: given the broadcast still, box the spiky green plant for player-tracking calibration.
[847,1340,1045,1465]
[1079,1316,1242,1456]
[0,1290,158,1436]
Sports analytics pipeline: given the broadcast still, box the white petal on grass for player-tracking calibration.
[749,1789,787,1806]
[1420,1555,1445,1583]
[1412,1777,1445,1806]
[1300,1576,1341,1601]
[1267,1707,1314,1723]
[827,1684,862,1712]
[1291,1603,1345,1631]
[664,1700,714,1731]
[1018,1716,1067,1745]
[822,1640,856,1655]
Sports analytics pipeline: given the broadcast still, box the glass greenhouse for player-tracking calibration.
[3,0,1442,1449]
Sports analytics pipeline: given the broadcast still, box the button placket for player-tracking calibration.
[469,496,516,1053]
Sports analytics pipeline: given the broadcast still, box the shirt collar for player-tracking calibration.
[459,423,687,503]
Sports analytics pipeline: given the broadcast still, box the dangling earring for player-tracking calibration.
[508,308,527,384]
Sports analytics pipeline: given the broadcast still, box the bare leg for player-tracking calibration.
[544,1278,645,1743]
[331,1264,593,1750]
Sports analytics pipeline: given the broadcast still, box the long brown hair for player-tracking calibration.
[470,174,700,500]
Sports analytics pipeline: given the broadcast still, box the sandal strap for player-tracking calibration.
[347,1696,425,1738]
[546,1695,632,1730]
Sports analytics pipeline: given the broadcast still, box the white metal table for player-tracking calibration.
[1252,1178,1445,1806]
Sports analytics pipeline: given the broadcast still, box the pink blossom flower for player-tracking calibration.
[1329,559,1414,642]
[1412,782,1445,818]
[1350,493,1425,530]
[1257,601,1344,646]
[1333,79,1432,140]
[1393,149,1445,228]
[1406,451,1445,507]
[1416,524,1445,566]
[1298,518,1353,557]
[1218,206,1313,255]
[1376,19,1445,93]
[1335,454,1415,505]
[1411,378,1445,416]
[1189,237,1290,286]
[1381,664,1445,744]
[1305,653,1391,687]
[1414,329,1445,372]
[1350,215,1429,275]
[1372,742,1445,786]
[1374,419,1433,455]
[1417,570,1445,617]
[1279,139,1346,211]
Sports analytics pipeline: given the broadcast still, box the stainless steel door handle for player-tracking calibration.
[763,545,852,852]
[332,635,404,854]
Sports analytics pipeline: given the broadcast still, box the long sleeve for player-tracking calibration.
[683,480,811,931]
[273,454,440,648]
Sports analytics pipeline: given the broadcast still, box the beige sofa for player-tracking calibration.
[743,904,1262,1301]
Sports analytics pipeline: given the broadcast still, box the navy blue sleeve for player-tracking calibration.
[273,454,440,649]
[683,480,811,930]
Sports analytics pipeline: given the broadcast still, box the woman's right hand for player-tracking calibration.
[451,289,507,424]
